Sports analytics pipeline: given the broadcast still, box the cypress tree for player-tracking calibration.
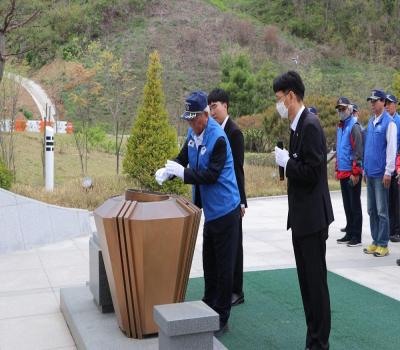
[123,51,186,194]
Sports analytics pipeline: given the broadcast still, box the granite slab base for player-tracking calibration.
[60,286,227,350]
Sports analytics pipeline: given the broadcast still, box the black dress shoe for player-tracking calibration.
[390,235,400,242]
[231,292,244,306]
[337,236,351,244]
[214,321,228,337]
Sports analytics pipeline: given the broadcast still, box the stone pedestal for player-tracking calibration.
[60,287,227,350]
[154,301,219,350]
[89,233,113,313]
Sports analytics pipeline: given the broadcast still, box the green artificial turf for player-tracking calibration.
[186,269,400,350]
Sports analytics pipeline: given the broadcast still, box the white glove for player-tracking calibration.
[155,167,171,185]
[274,146,290,168]
[165,160,185,180]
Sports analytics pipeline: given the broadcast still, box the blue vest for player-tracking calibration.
[364,111,393,178]
[186,117,240,222]
[337,116,357,171]
[392,112,400,153]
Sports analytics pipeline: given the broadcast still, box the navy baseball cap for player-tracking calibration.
[367,89,386,101]
[352,104,359,112]
[386,94,398,104]
[181,91,208,120]
[335,97,351,108]
[308,106,318,114]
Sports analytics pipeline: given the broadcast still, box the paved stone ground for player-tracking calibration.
[0,191,399,349]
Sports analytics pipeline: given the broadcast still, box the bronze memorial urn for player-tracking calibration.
[94,189,202,339]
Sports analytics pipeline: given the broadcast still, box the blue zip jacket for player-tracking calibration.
[392,112,400,153]
[364,111,393,178]
[337,116,357,171]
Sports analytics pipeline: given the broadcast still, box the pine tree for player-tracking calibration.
[392,71,400,98]
[123,51,186,194]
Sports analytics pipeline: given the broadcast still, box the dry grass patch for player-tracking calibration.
[12,175,139,210]
[244,161,341,198]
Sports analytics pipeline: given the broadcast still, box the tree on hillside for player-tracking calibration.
[86,41,134,175]
[64,68,99,176]
[392,71,400,98]
[0,0,41,82]
[220,53,256,119]
[253,61,276,113]
[123,51,186,194]
[0,74,22,178]
[262,95,338,152]
[219,52,276,118]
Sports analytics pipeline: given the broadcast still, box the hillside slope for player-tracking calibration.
[27,0,396,125]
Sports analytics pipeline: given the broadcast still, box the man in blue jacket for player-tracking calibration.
[363,89,397,257]
[155,91,240,336]
[335,97,363,247]
[385,94,400,243]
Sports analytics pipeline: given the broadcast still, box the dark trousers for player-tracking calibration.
[232,217,243,294]
[202,206,240,325]
[389,174,400,236]
[340,177,363,242]
[292,229,331,350]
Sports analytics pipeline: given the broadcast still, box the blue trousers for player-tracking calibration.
[367,177,389,247]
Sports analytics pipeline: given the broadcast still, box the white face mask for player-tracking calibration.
[276,99,288,119]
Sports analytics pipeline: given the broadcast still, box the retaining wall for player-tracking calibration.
[0,188,91,254]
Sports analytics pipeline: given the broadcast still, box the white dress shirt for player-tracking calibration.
[193,130,204,149]
[291,105,305,132]
[221,115,229,130]
[280,106,305,172]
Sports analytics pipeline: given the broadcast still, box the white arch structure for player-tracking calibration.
[5,72,56,122]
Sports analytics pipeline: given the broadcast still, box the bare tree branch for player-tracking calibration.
[6,9,40,32]
[3,45,35,57]
[2,0,16,33]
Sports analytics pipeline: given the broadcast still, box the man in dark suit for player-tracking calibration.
[208,88,247,306]
[273,71,334,350]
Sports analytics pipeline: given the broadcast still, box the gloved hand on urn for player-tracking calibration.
[155,167,172,185]
[165,160,185,180]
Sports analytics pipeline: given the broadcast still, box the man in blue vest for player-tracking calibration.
[385,94,400,243]
[339,103,362,234]
[335,97,363,247]
[155,91,240,336]
[352,104,360,118]
[363,89,397,257]
[308,106,318,117]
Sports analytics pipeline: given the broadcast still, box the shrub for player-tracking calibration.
[243,128,265,152]
[123,51,187,195]
[245,152,275,167]
[263,25,280,49]
[236,115,263,129]
[0,160,13,190]
[23,110,34,120]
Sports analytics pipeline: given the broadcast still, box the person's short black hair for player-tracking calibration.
[272,71,305,100]
[208,88,229,109]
